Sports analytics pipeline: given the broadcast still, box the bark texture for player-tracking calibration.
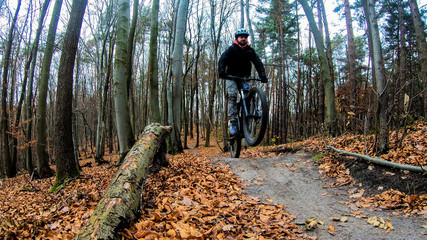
[75,123,171,240]
[52,0,87,191]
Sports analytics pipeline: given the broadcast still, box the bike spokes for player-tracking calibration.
[243,88,268,146]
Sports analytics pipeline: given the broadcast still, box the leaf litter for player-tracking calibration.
[122,152,306,239]
[0,121,425,238]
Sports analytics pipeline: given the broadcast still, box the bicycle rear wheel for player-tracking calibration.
[243,87,268,146]
[230,135,242,158]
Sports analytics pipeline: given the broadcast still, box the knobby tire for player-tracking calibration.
[243,87,268,146]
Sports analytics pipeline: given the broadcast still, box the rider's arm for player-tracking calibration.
[218,49,230,79]
[249,49,267,82]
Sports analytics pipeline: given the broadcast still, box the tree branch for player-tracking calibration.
[326,146,426,173]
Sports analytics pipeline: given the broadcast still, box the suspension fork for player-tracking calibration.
[241,88,249,117]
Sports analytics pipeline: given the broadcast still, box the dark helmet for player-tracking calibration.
[235,28,249,39]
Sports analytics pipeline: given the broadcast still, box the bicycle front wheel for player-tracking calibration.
[243,87,268,146]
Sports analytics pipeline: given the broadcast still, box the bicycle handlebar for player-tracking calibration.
[225,75,262,82]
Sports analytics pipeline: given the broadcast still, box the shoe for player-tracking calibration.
[229,121,237,136]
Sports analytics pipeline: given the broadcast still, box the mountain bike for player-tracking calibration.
[226,76,268,158]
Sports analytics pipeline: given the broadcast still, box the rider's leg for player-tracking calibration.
[226,80,238,135]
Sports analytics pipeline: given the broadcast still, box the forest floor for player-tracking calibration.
[0,121,426,239]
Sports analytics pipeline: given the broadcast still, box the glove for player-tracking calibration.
[260,73,268,83]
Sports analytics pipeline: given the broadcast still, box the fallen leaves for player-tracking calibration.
[0,156,118,239]
[125,152,305,239]
[356,189,427,215]
[367,216,394,232]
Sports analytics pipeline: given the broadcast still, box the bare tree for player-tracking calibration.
[169,0,189,154]
[127,0,139,133]
[51,0,88,191]
[36,0,63,178]
[148,0,161,123]
[364,0,389,154]
[114,0,135,162]
[299,0,337,135]
[1,0,21,178]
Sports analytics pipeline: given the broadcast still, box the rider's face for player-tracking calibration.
[237,35,248,45]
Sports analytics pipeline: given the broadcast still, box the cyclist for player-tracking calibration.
[218,28,268,136]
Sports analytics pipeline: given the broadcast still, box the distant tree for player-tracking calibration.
[1,0,21,178]
[22,0,51,177]
[205,0,233,147]
[51,0,88,191]
[343,0,358,130]
[94,0,115,164]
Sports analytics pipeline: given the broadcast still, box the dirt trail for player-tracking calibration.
[213,152,426,240]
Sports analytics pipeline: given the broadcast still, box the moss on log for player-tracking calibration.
[75,123,171,240]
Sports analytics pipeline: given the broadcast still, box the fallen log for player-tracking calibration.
[326,146,426,173]
[75,123,171,240]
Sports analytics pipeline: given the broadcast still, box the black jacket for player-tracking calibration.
[218,43,266,80]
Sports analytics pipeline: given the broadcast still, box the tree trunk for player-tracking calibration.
[14,52,32,173]
[10,3,30,175]
[95,34,114,164]
[148,0,161,123]
[169,0,189,154]
[299,0,337,135]
[364,0,389,154]
[36,0,63,178]
[127,0,138,135]
[114,0,135,162]
[1,0,21,178]
[23,0,51,178]
[245,0,255,46]
[240,0,244,28]
[397,1,407,119]
[409,0,427,119]
[51,0,87,192]
[75,124,171,240]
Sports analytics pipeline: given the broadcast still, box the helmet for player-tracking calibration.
[235,28,249,39]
